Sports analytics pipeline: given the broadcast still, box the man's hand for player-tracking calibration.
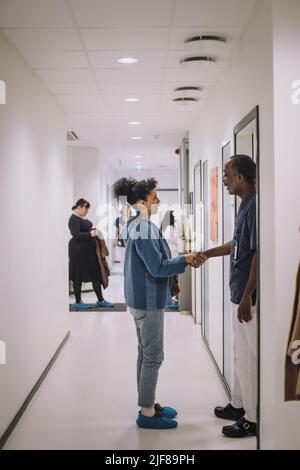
[184,252,197,265]
[238,295,253,323]
[190,251,208,268]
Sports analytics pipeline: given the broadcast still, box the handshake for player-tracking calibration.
[184,251,208,268]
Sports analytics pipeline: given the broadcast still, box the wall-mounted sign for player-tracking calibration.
[210,167,218,243]
[0,340,6,365]
[0,80,6,104]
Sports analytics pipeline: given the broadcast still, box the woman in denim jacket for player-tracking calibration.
[112,177,199,429]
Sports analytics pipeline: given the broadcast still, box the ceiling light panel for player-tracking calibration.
[117,57,138,64]
[88,50,166,69]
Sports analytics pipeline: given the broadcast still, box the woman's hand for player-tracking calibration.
[184,252,197,265]
[90,229,97,238]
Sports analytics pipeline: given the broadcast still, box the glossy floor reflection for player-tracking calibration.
[4,271,256,450]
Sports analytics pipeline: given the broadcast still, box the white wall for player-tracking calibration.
[68,146,115,264]
[113,168,179,190]
[70,146,101,225]
[0,33,69,436]
[259,0,300,450]
[188,0,274,371]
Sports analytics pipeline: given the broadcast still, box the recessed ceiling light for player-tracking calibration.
[128,121,141,125]
[131,136,143,140]
[118,57,138,64]
[135,155,142,159]
[124,97,140,102]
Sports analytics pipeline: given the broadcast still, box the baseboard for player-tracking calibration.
[0,330,71,450]
[202,335,231,400]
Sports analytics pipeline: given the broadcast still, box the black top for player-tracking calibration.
[229,193,256,305]
[68,214,102,283]
[114,216,128,247]
[69,213,93,240]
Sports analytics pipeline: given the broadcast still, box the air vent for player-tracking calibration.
[179,56,215,65]
[184,35,226,54]
[174,86,202,92]
[67,131,78,141]
[184,35,226,46]
[173,97,199,103]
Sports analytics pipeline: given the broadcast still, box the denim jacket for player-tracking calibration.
[122,215,186,310]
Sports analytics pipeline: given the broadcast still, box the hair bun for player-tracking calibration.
[112,177,137,205]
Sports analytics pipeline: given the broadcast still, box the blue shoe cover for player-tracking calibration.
[95,300,114,308]
[73,303,94,310]
[136,412,177,429]
[155,404,177,419]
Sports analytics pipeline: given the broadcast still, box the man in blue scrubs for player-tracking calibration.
[195,155,257,438]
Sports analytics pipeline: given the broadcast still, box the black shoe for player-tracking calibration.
[214,403,245,421]
[222,417,257,438]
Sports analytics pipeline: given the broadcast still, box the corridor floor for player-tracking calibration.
[4,270,256,450]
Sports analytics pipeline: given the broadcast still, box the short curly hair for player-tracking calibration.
[230,154,256,183]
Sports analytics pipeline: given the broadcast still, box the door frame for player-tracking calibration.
[233,105,260,450]
[221,140,232,395]
[193,160,203,326]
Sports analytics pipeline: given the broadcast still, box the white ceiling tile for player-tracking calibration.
[22,51,90,69]
[173,0,257,27]
[54,94,105,106]
[35,69,96,84]
[80,28,169,50]
[48,83,99,95]
[2,28,82,51]
[69,0,173,27]
[61,104,107,113]
[0,0,74,27]
[95,68,163,84]
[68,112,110,120]
[88,50,166,68]
[164,66,220,83]
[100,82,162,94]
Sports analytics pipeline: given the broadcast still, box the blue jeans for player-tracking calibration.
[129,308,164,407]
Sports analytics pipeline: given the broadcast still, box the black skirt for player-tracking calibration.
[68,214,102,283]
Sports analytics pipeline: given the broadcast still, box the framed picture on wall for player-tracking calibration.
[189,191,194,215]
[210,167,218,242]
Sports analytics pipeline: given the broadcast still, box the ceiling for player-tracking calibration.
[0,0,257,170]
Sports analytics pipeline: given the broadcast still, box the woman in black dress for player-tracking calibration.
[69,198,114,308]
